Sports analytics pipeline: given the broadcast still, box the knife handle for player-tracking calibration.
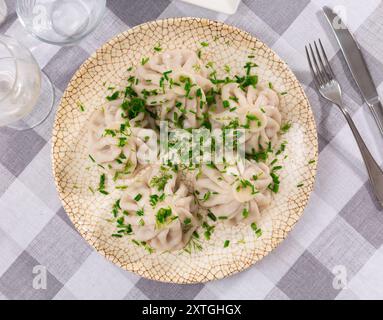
[342,108,383,206]
[368,100,383,136]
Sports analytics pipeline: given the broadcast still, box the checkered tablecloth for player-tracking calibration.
[1,0,383,300]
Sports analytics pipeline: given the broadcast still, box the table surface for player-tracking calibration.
[1,0,383,300]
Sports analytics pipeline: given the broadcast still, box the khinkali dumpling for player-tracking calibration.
[194,160,273,225]
[119,166,199,251]
[133,49,213,128]
[87,100,157,179]
[210,83,282,154]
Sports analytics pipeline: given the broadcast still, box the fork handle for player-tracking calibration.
[341,107,383,206]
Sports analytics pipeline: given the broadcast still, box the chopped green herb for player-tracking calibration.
[104,129,116,137]
[150,173,172,191]
[112,199,121,217]
[207,210,217,222]
[134,193,142,202]
[163,70,172,81]
[203,191,211,201]
[106,91,120,101]
[200,41,209,47]
[244,61,258,76]
[112,234,123,238]
[251,222,262,238]
[98,174,108,195]
[141,57,149,65]
[155,207,172,226]
[77,102,85,112]
[224,240,230,248]
[118,137,127,147]
[280,122,292,133]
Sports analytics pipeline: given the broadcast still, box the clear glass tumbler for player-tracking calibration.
[0,0,7,25]
[16,0,106,46]
[0,34,54,130]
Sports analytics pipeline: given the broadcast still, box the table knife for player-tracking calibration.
[322,6,383,136]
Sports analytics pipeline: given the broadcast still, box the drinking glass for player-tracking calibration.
[16,0,106,46]
[0,34,54,130]
[0,0,7,25]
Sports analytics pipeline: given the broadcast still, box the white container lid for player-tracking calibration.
[180,0,241,15]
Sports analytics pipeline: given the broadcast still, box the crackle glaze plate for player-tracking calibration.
[52,17,318,284]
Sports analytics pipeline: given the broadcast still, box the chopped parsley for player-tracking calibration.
[106,91,119,101]
[224,240,230,248]
[155,207,173,226]
[112,199,121,217]
[150,173,172,191]
[222,100,230,108]
[203,222,215,240]
[244,61,258,76]
[98,174,108,195]
[280,122,292,133]
[77,102,85,112]
[207,210,217,222]
[268,172,280,193]
[149,194,165,207]
[251,223,262,238]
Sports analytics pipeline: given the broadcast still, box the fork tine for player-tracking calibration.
[305,46,320,88]
[318,39,335,79]
[314,41,330,82]
[309,44,325,85]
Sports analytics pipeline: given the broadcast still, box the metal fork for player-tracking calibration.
[306,39,383,206]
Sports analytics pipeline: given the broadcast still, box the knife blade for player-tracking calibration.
[322,6,383,135]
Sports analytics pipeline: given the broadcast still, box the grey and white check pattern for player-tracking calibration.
[1,0,383,300]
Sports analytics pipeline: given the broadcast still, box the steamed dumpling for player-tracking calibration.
[87,104,138,179]
[87,100,157,179]
[133,49,213,129]
[119,166,199,251]
[245,84,281,153]
[210,83,282,153]
[194,160,273,225]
